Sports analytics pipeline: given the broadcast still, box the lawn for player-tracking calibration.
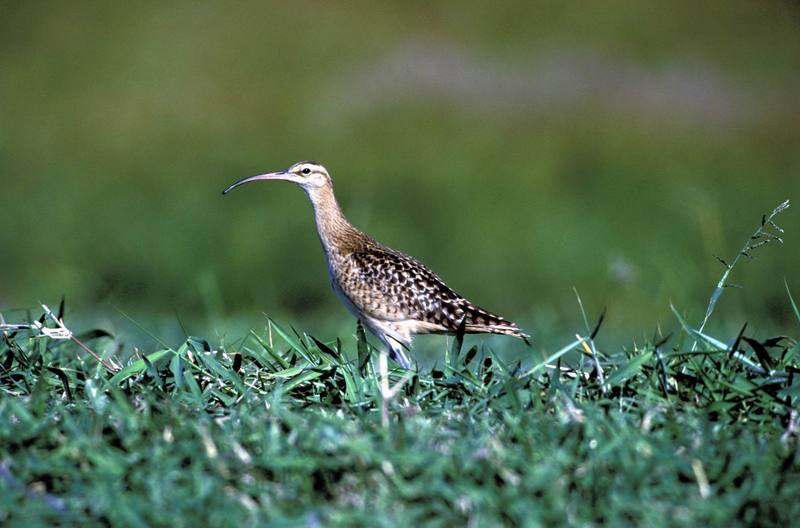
[2,205,798,526]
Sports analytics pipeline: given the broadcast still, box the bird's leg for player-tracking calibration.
[387,339,413,369]
[377,339,415,428]
[378,349,390,428]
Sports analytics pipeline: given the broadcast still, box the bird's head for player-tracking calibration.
[222,161,331,195]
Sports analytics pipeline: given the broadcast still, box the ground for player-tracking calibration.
[1,303,798,526]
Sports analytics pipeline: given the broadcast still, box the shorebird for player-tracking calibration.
[223,161,528,420]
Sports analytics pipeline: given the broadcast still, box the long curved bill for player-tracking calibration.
[221,170,291,195]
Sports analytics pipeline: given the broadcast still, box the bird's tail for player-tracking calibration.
[460,302,531,344]
[464,323,530,342]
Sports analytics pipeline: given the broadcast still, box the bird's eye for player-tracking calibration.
[301,168,311,175]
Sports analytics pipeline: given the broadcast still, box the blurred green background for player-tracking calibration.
[1,1,799,345]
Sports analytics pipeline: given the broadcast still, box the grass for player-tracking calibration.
[1,204,800,526]
[2,310,798,526]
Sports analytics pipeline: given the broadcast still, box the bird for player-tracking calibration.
[222,161,529,370]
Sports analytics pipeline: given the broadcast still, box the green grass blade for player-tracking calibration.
[268,318,313,363]
[670,304,728,350]
[522,337,585,377]
[195,351,247,394]
[605,350,653,387]
[250,329,290,369]
[785,279,800,326]
[109,349,172,385]
[283,368,325,391]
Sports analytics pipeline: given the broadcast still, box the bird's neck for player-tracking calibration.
[305,184,363,256]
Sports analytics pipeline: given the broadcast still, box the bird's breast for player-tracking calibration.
[330,272,363,320]
[325,252,364,320]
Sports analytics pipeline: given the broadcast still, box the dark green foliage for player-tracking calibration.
[1,311,798,526]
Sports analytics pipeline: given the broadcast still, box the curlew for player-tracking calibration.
[223,161,528,419]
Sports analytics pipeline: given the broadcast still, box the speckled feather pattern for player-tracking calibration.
[335,246,525,337]
[304,179,527,345]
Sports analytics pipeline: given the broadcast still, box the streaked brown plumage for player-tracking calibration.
[223,161,528,368]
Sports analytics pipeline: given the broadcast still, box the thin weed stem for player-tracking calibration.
[693,200,789,350]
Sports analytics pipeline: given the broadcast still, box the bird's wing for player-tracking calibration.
[338,248,458,324]
[339,248,524,336]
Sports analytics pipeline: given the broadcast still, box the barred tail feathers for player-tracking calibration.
[459,302,530,342]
